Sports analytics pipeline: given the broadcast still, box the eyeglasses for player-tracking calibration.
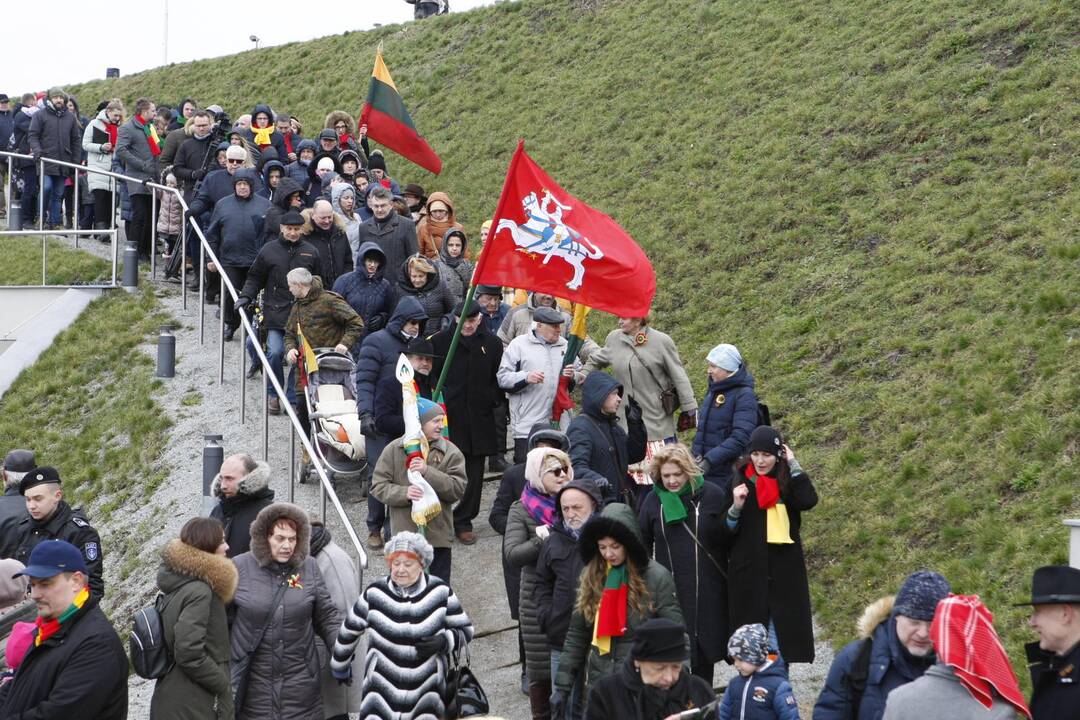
[334,124,347,130]
[429,209,449,216]
[226,159,244,165]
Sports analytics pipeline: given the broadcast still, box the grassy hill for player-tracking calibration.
[67,0,1079,669]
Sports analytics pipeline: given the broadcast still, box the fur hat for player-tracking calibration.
[384,531,434,569]
[248,502,311,568]
[728,623,769,665]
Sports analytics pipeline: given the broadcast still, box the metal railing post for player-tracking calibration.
[150,189,157,279]
[110,177,118,286]
[37,158,44,233]
[181,222,187,309]
[72,165,79,249]
[239,320,247,423]
[218,273,225,385]
[289,429,296,503]
[262,375,269,461]
[198,253,205,345]
[4,156,11,229]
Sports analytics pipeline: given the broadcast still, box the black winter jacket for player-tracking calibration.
[429,322,504,456]
[205,170,271,268]
[393,259,454,336]
[586,656,715,720]
[0,598,127,719]
[28,103,81,175]
[373,370,432,440]
[173,134,216,200]
[489,462,526,620]
[566,372,645,503]
[0,485,26,559]
[239,234,321,330]
[351,296,429,416]
[262,176,304,243]
[355,211,419,283]
[304,220,353,289]
[189,168,265,227]
[14,501,104,599]
[534,523,584,650]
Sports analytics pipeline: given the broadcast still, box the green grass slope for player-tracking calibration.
[69,0,1079,666]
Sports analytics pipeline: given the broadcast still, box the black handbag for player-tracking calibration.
[231,581,288,713]
[443,648,489,719]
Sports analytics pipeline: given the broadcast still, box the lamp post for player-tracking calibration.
[249,35,260,50]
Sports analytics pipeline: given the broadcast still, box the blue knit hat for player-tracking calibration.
[417,397,444,424]
[894,570,951,621]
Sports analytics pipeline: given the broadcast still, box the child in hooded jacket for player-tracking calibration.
[157,172,184,256]
[720,623,800,720]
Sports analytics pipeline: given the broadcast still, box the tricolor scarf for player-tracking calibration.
[35,586,89,646]
[654,474,704,524]
[135,114,161,156]
[520,484,557,527]
[932,594,1032,718]
[745,464,793,544]
[591,563,628,655]
[252,125,274,147]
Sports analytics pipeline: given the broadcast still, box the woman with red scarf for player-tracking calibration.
[725,425,818,666]
[82,99,124,240]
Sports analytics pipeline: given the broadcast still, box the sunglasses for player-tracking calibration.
[546,466,569,476]
[226,159,244,165]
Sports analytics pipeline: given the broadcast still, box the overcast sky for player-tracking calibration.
[3,1,498,94]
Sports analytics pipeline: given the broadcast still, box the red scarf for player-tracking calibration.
[283,132,294,155]
[745,463,780,509]
[105,121,118,147]
[338,134,351,150]
[932,594,1031,718]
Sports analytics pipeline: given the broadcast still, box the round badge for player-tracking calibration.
[634,331,647,346]
[714,394,726,407]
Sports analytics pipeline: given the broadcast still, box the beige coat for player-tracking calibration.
[370,437,467,549]
[583,327,696,440]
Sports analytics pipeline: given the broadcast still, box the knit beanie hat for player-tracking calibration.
[317,156,335,172]
[368,152,387,172]
[225,145,247,161]
[894,570,951,621]
[706,343,742,372]
[46,87,66,99]
[384,531,434,569]
[728,623,769,665]
[417,397,444,425]
[746,425,783,458]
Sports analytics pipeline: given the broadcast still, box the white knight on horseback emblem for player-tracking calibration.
[496,190,604,290]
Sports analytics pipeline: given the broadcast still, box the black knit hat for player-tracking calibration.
[894,570,951,620]
[747,425,783,457]
[631,618,688,662]
[367,153,387,172]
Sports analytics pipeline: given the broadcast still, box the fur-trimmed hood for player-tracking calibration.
[580,502,648,570]
[857,595,895,638]
[300,206,347,235]
[248,502,312,568]
[210,459,271,499]
[159,538,238,603]
[324,110,354,135]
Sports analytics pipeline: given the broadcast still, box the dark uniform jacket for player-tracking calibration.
[239,235,321,331]
[1027,639,1080,720]
[0,598,127,719]
[14,501,104,598]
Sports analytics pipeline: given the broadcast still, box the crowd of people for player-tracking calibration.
[1,88,1078,720]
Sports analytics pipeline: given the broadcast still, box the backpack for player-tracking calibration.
[757,401,771,427]
[130,593,173,679]
[843,636,875,719]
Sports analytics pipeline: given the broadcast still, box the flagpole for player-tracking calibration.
[433,140,526,398]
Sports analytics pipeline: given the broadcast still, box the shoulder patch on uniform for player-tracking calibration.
[71,516,89,527]
[84,542,99,561]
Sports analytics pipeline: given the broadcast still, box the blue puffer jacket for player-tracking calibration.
[719,660,799,720]
[814,604,935,720]
[331,242,393,342]
[350,296,428,416]
[205,169,271,268]
[691,364,759,483]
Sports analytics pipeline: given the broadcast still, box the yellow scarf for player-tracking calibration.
[252,125,274,146]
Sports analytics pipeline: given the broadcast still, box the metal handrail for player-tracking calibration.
[0,149,368,573]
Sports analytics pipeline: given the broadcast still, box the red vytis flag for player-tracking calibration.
[473,141,655,317]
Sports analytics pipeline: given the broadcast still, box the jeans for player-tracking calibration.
[41,173,65,226]
[550,649,583,720]
[264,329,296,402]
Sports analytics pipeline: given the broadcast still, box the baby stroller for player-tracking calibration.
[300,349,367,486]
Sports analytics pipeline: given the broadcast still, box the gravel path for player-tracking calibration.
[61,234,834,717]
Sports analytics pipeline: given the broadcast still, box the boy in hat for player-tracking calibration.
[1020,565,1080,719]
[720,623,800,719]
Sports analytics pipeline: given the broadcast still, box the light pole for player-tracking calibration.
[249,35,260,50]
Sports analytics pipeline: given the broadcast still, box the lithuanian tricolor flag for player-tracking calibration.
[296,323,319,388]
[591,563,628,655]
[360,48,442,175]
[551,304,590,422]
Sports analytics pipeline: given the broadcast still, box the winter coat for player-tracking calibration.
[239,234,321,330]
[393,256,455,336]
[0,487,26,560]
[159,123,190,169]
[489,462,526,620]
[189,168,265,225]
[505,500,553,683]
[555,503,684,694]
[309,526,363,716]
[115,115,160,194]
[583,327,697,441]
[14,500,104,599]
[725,460,817,664]
[416,191,465,259]
[209,460,276,558]
[243,105,288,163]
[285,155,315,194]
[331,241,393,340]
[0,109,14,154]
[497,293,574,346]
[11,108,37,168]
[300,207,354,289]
[1026,637,1080,720]
[882,664,1019,720]
[351,296,429,416]
[587,656,716,720]
[173,133,216,201]
[719,659,800,720]
[331,572,474,720]
[814,597,937,720]
[369,437,467,549]
[372,366,432,439]
[434,227,474,303]
[355,211,419,283]
[498,330,572,437]
[429,321,504,456]
[258,159,285,201]
[566,371,645,502]
[692,365,759,484]
[261,175,304,243]
[329,183,361,254]
[0,597,127,719]
[229,503,341,720]
[150,539,239,720]
[639,479,733,666]
[481,301,510,337]
[283,282,365,363]
[82,109,120,192]
[205,171,271,267]
[157,189,185,236]
[28,103,81,175]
